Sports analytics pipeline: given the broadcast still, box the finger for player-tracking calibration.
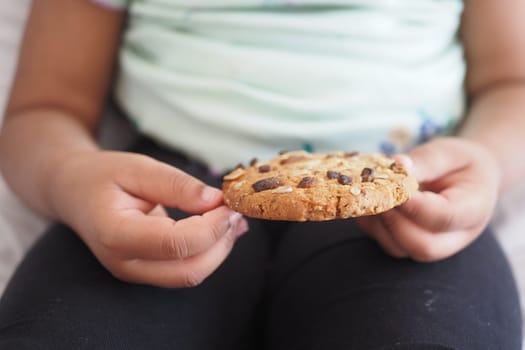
[395,190,467,232]
[356,216,408,258]
[116,220,243,288]
[105,205,246,260]
[398,172,495,233]
[390,154,414,174]
[404,138,475,184]
[118,155,223,214]
[379,209,473,262]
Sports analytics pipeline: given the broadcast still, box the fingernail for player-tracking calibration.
[229,212,243,227]
[235,219,249,238]
[395,154,414,171]
[201,186,220,202]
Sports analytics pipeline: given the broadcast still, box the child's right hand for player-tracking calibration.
[0,0,248,289]
[48,151,248,288]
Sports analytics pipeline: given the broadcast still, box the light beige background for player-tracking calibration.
[0,0,48,295]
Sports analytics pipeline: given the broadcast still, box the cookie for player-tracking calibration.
[222,151,418,221]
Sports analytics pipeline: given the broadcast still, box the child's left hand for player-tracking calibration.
[357,137,501,262]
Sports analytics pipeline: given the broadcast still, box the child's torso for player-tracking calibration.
[110,0,466,170]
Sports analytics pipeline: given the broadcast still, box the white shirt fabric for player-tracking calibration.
[96,0,466,171]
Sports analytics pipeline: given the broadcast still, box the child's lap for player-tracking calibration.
[265,221,521,349]
[0,137,521,350]
[0,221,271,349]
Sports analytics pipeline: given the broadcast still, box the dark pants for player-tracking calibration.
[0,137,522,350]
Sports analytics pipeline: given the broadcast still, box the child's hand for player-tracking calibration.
[49,151,248,287]
[357,137,501,262]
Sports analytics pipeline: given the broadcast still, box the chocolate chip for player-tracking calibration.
[250,158,258,166]
[327,170,340,179]
[338,174,352,185]
[389,162,407,174]
[297,176,318,188]
[344,151,359,157]
[361,167,374,182]
[280,155,307,165]
[361,168,373,177]
[235,163,245,170]
[258,164,271,173]
[278,150,289,155]
[252,177,284,192]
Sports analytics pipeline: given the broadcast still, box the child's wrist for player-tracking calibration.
[44,148,100,222]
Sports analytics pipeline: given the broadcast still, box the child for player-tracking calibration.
[0,0,523,349]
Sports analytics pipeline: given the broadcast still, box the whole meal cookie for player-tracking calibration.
[222,151,418,221]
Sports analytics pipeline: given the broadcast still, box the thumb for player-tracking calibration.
[398,137,474,184]
[117,154,223,214]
